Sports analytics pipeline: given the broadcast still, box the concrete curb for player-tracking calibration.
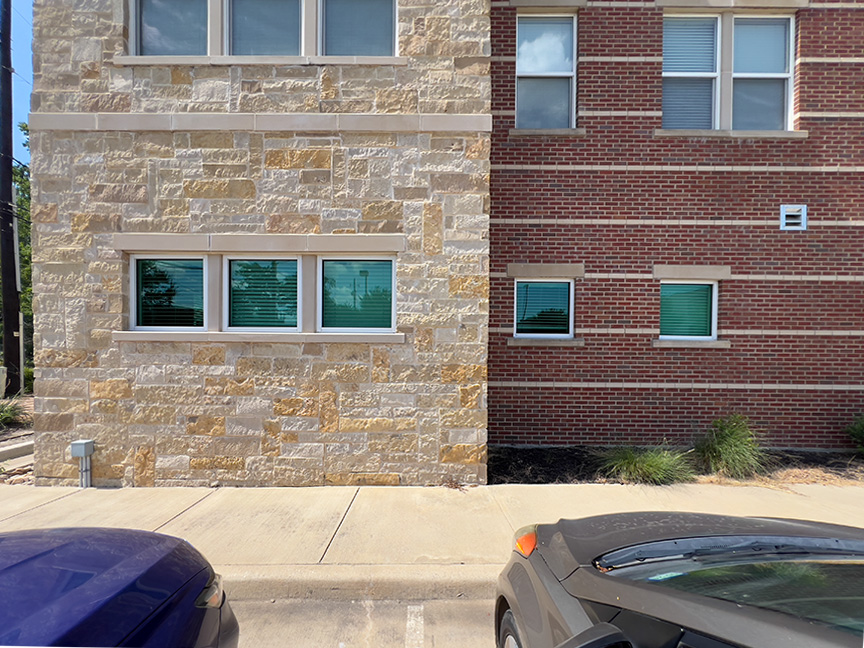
[0,441,33,462]
[220,564,501,602]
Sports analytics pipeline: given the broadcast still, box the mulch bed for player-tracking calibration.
[488,444,864,485]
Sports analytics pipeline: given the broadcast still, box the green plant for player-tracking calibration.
[0,398,31,429]
[598,446,695,485]
[695,414,766,479]
[23,367,34,394]
[846,415,864,454]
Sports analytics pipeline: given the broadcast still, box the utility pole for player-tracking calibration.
[0,0,21,395]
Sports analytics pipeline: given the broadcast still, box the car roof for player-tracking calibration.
[0,527,210,647]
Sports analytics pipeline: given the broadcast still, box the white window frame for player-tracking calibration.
[316,256,397,333]
[513,278,575,340]
[662,15,721,130]
[515,14,578,130]
[662,13,795,131]
[222,256,302,332]
[130,254,208,331]
[659,280,719,342]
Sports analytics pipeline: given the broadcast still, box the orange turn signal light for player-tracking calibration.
[514,526,537,558]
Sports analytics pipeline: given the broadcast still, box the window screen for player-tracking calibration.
[231,0,300,55]
[323,0,394,56]
[139,0,207,55]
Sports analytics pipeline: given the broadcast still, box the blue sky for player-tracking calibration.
[11,0,33,163]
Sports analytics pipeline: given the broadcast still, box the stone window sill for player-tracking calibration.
[508,338,585,347]
[653,129,808,140]
[114,331,406,344]
[509,128,587,138]
[113,55,409,67]
[653,339,731,349]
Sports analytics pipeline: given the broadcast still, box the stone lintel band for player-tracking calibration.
[29,113,494,133]
[114,233,407,254]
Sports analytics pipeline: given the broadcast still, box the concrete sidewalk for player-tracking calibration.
[2,482,863,601]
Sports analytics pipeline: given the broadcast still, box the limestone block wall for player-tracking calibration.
[31,0,491,486]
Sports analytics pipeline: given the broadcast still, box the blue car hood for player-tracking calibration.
[0,527,210,647]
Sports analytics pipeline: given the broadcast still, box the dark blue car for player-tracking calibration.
[0,527,239,647]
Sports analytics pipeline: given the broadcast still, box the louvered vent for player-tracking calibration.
[780,204,807,231]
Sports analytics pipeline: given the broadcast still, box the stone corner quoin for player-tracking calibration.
[30,0,492,487]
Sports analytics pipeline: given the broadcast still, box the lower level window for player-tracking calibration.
[134,257,205,329]
[660,282,717,340]
[514,279,573,338]
[320,259,395,331]
[226,258,299,330]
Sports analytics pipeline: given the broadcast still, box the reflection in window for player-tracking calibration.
[136,259,204,328]
[139,0,207,55]
[321,260,393,330]
[515,280,573,337]
[229,260,298,328]
[516,16,576,129]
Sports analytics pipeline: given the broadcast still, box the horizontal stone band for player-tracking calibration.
[29,112,493,133]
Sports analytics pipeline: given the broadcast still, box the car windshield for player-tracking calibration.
[607,555,864,635]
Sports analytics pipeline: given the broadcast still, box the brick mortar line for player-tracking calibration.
[492,164,864,172]
[488,382,864,391]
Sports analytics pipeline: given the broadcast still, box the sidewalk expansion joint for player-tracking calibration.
[0,488,82,524]
[318,486,359,563]
[153,489,217,532]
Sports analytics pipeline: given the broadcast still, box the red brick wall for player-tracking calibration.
[489,4,864,448]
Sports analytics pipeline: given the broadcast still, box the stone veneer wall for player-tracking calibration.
[31,0,491,486]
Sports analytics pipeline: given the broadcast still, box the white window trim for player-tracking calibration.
[131,0,397,57]
[662,15,721,130]
[316,256,397,333]
[513,278,575,340]
[222,255,302,332]
[662,13,795,131]
[659,279,719,342]
[515,14,578,130]
[130,254,208,331]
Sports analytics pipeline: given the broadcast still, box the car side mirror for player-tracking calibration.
[553,622,631,648]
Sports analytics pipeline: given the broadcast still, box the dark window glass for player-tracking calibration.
[321,260,393,329]
[229,260,298,328]
[136,259,204,327]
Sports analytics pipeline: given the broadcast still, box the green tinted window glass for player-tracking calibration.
[136,259,204,327]
[322,260,393,329]
[229,259,298,328]
[515,281,571,335]
[660,283,713,337]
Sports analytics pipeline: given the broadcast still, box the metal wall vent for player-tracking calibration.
[780,204,807,230]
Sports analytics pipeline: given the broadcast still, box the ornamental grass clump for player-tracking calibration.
[695,414,766,479]
[846,414,864,455]
[0,398,31,429]
[598,446,695,485]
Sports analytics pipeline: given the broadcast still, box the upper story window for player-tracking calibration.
[134,0,395,56]
[516,16,577,130]
[231,0,301,55]
[662,15,794,131]
[323,0,395,56]
[139,0,207,56]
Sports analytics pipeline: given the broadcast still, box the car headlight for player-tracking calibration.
[196,573,225,609]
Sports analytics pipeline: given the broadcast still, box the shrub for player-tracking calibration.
[23,367,34,394]
[0,398,31,429]
[695,414,766,479]
[598,446,695,485]
[846,415,864,454]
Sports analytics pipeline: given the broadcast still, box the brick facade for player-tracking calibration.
[489,1,864,448]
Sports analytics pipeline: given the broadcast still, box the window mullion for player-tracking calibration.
[304,0,318,56]
[208,0,224,55]
[718,13,733,130]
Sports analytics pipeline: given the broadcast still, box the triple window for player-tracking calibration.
[136,0,396,57]
[131,256,395,332]
[662,15,794,131]
[515,16,577,130]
